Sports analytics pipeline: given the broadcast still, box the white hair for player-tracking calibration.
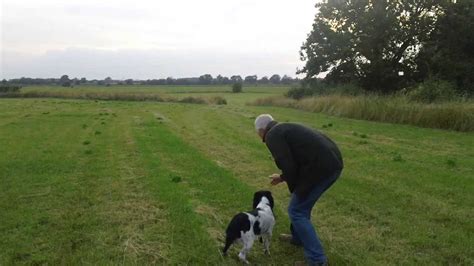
[254,114,274,132]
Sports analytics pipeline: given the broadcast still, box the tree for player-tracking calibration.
[80,78,87,84]
[60,75,69,83]
[244,75,258,84]
[216,74,224,84]
[300,0,446,92]
[199,74,213,85]
[232,83,243,93]
[125,79,134,85]
[416,0,474,93]
[60,75,70,87]
[281,75,293,85]
[1,79,7,85]
[104,77,112,85]
[259,76,269,84]
[270,74,281,84]
[231,75,243,83]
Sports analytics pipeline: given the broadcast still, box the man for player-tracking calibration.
[255,114,343,266]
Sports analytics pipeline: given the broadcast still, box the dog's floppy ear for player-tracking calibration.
[253,190,274,209]
[253,191,263,209]
[263,191,274,209]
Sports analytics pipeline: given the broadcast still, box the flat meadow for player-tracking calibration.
[0,85,473,264]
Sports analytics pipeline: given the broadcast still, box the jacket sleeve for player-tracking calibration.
[266,131,298,187]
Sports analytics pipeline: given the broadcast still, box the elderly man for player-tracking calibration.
[255,114,343,266]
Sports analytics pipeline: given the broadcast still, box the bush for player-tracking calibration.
[286,83,363,100]
[408,79,459,103]
[286,87,314,99]
[232,83,243,93]
[179,96,207,104]
[0,85,22,93]
[209,96,227,105]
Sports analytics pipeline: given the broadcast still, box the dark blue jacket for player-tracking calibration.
[264,121,343,198]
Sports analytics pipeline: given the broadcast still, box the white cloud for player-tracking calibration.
[1,0,317,79]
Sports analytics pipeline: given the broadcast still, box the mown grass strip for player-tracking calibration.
[132,119,226,264]
[132,116,303,264]
[0,100,169,264]
[0,104,108,264]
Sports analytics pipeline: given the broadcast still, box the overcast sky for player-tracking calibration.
[1,0,317,80]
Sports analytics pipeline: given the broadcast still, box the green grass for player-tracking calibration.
[0,85,473,264]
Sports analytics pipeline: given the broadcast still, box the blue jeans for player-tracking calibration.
[288,170,341,264]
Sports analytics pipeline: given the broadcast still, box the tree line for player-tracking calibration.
[299,0,473,95]
[2,74,298,87]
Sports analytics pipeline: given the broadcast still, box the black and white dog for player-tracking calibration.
[222,190,275,264]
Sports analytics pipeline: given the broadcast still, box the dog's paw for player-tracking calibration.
[264,249,271,256]
[238,254,250,264]
[238,257,249,264]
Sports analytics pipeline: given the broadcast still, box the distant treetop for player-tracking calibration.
[5,74,299,86]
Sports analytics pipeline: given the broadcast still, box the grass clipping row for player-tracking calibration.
[250,95,474,132]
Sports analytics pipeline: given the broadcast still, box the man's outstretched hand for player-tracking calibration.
[269,173,284,185]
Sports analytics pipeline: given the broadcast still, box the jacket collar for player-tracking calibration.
[263,120,278,143]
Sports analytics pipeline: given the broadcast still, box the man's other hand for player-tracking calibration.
[269,174,284,185]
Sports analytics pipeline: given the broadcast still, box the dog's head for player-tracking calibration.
[253,190,274,210]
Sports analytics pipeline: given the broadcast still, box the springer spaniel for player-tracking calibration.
[222,190,275,264]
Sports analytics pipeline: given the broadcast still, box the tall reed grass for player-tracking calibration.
[250,95,474,132]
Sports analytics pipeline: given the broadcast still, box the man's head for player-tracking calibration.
[255,114,274,140]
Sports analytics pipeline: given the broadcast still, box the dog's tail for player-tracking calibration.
[222,236,233,255]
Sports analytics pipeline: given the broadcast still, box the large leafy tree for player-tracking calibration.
[299,0,446,92]
[416,0,474,93]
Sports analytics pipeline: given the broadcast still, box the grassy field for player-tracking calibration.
[1,85,473,264]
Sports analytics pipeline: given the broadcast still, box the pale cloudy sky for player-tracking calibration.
[0,0,317,79]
